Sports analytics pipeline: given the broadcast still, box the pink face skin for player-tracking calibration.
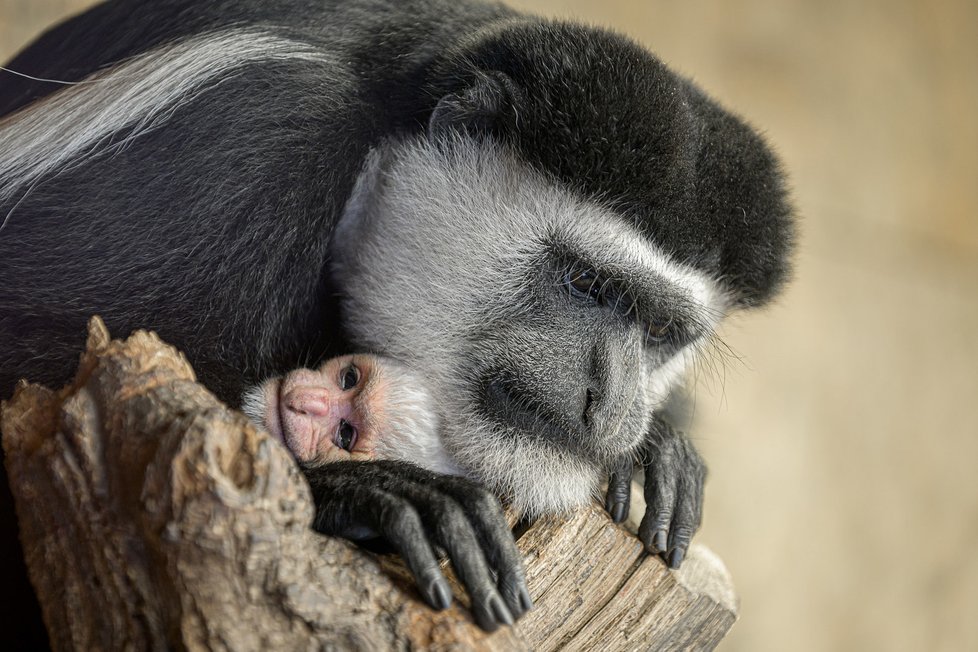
[248,354,384,464]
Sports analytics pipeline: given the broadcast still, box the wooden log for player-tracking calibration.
[1,317,736,650]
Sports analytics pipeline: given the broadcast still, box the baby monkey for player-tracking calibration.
[241,354,533,631]
[241,354,459,475]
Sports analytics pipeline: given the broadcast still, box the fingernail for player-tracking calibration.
[430,579,452,610]
[668,547,685,569]
[653,530,667,552]
[519,585,534,612]
[491,595,515,627]
[612,502,626,523]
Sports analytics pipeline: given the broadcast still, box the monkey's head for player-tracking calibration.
[330,22,794,516]
[241,353,458,474]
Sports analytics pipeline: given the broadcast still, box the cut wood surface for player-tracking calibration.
[1,318,737,651]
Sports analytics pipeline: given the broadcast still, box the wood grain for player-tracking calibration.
[1,318,736,650]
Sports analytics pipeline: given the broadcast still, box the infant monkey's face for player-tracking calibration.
[244,353,458,475]
[246,354,386,463]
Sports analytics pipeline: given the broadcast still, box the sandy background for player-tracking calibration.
[2,1,976,650]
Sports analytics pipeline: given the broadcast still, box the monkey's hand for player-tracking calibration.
[302,460,532,631]
[604,417,706,569]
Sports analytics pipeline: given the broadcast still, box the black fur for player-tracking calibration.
[1,57,359,400]
[1,0,795,646]
[0,0,793,398]
[420,22,794,307]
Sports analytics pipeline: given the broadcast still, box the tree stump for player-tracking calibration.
[1,318,737,650]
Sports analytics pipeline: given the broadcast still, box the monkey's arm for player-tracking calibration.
[604,416,707,569]
[302,460,532,632]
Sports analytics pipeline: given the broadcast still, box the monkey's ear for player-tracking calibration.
[428,71,519,139]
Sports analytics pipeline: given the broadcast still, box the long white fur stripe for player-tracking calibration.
[0,29,334,220]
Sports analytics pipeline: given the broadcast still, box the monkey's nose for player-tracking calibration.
[283,386,334,418]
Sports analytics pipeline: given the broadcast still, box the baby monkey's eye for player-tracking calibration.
[340,364,360,391]
[336,419,357,451]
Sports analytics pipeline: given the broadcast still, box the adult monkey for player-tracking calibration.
[0,0,795,645]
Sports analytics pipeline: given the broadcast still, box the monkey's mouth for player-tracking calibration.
[479,373,582,450]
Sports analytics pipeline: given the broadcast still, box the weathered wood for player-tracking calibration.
[1,318,736,650]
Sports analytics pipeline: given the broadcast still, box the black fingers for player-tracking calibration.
[666,441,705,569]
[395,484,514,631]
[376,463,532,622]
[604,455,634,523]
[427,474,533,619]
[638,421,707,569]
[370,493,455,610]
[639,439,678,558]
[301,461,530,630]
[303,464,452,611]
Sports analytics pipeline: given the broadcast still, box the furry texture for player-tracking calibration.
[367,358,462,476]
[0,29,334,222]
[421,21,796,307]
[240,355,461,475]
[0,0,795,645]
[330,134,726,515]
[0,32,359,401]
[0,0,793,403]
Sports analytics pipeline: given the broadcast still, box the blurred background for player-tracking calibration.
[2,0,976,649]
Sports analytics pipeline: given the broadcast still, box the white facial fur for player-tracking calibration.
[330,134,727,517]
[367,356,463,476]
[240,354,462,475]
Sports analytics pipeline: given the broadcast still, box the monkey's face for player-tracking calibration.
[330,135,728,516]
[241,354,385,464]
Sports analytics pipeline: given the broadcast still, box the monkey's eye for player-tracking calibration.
[335,419,358,451]
[646,318,672,343]
[340,364,360,391]
[564,267,637,316]
[565,268,601,300]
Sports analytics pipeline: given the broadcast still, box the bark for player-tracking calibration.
[1,317,736,651]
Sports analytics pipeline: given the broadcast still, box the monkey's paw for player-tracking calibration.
[304,460,532,631]
[604,427,706,570]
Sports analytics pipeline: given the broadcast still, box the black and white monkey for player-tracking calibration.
[241,352,459,473]
[0,0,795,644]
